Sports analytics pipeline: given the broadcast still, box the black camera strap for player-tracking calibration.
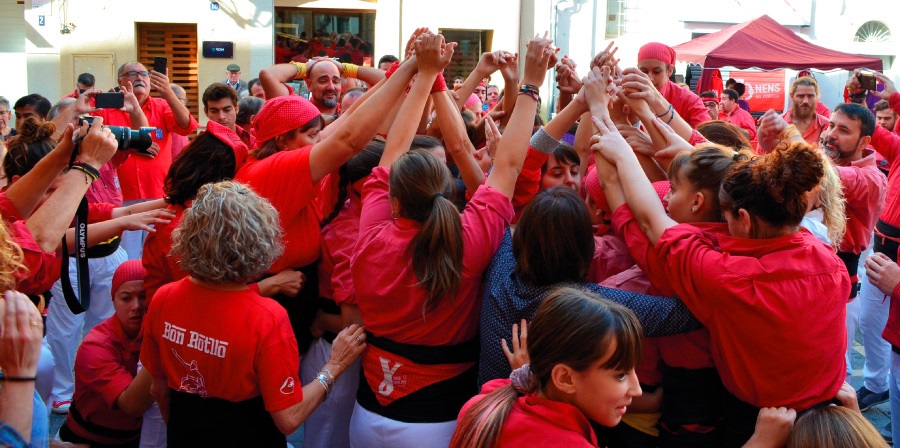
[59,195,91,315]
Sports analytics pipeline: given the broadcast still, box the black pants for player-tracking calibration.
[167,390,285,448]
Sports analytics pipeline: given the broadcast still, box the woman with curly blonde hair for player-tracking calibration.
[140,180,367,447]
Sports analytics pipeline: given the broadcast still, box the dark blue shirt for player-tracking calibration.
[477,230,703,387]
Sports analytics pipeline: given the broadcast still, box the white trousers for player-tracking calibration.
[299,337,360,448]
[846,245,891,393]
[47,247,126,402]
[349,401,456,448]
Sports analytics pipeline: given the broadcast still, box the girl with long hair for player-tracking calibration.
[452,288,643,448]
[348,34,556,447]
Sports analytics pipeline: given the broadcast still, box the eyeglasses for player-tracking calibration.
[121,70,150,79]
[178,98,188,105]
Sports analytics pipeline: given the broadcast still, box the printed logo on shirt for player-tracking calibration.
[280,377,295,395]
[172,348,208,398]
[162,321,229,358]
[378,357,404,396]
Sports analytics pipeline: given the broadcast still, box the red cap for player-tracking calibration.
[584,166,611,215]
[111,260,145,300]
[638,42,676,66]
[253,95,321,145]
[204,121,248,173]
[652,180,671,208]
[465,93,481,109]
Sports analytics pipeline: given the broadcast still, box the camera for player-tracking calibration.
[78,116,157,153]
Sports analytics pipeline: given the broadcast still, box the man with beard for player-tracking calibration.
[77,61,198,260]
[782,76,830,146]
[257,58,384,120]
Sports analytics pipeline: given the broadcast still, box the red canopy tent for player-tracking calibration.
[674,15,883,93]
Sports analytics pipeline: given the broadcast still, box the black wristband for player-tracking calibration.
[70,161,100,181]
[0,374,37,382]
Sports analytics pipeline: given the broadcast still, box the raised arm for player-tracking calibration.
[431,89,484,192]
[4,126,74,219]
[26,119,117,253]
[455,51,509,111]
[379,34,455,168]
[485,35,555,198]
[307,56,419,182]
[149,69,193,130]
[592,114,676,244]
[258,63,297,99]
[619,67,692,142]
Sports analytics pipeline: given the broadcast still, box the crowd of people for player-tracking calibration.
[1,25,900,448]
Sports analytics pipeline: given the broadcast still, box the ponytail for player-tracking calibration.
[413,193,463,312]
[449,384,518,448]
[389,149,462,313]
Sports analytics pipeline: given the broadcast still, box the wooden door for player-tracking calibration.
[136,23,199,119]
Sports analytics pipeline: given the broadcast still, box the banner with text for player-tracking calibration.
[731,70,786,112]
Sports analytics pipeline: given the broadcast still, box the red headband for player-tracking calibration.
[638,42,676,66]
[111,260,145,299]
[204,121,248,172]
[253,95,321,145]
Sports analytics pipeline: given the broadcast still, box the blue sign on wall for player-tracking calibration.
[38,15,45,26]
[210,2,219,11]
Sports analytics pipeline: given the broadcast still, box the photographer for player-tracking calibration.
[77,61,198,261]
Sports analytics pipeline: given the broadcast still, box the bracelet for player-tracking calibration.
[70,162,100,182]
[318,368,335,384]
[0,374,36,382]
[384,61,400,79]
[431,73,447,93]
[529,127,561,154]
[665,108,676,125]
[315,373,333,397]
[342,63,359,79]
[778,124,801,141]
[518,84,540,102]
[656,103,674,118]
[290,61,307,80]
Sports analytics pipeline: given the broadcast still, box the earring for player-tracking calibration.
[595,210,602,216]
[691,207,696,212]
[391,210,399,219]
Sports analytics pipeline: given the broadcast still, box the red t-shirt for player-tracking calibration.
[655,225,849,409]
[611,205,718,369]
[142,204,187,301]
[141,279,303,412]
[659,80,711,129]
[720,107,758,141]
[870,119,900,227]
[782,109,830,146]
[65,316,142,445]
[835,150,887,254]
[459,379,598,447]
[235,146,323,273]
[94,97,198,201]
[587,233,633,284]
[351,166,513,346]
[318,191,362,305]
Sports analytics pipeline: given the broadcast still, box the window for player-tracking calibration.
[855,21,891,44]
[137,23,198,118]
[606,0,625,39]
[440,29,492,83]
[274,8,375,66]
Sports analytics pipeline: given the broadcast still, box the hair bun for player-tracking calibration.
[751,141,824,204]
[16,117,56,144]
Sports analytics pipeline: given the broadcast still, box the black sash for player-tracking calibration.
[61,402,141,444]
[356,335,479,423]
[167,390,285,448]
